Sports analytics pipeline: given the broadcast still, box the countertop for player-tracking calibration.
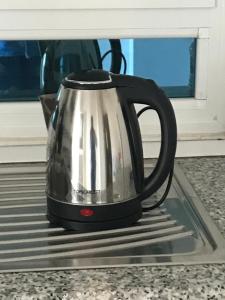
[0,157,225,300]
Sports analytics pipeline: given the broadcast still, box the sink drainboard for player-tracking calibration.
[0,162,224,273]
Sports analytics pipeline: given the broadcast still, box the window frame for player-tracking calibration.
[0,0,216,10]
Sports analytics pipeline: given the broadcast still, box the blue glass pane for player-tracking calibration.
[98,39,111,71]
[0,41,41,101]
[132,38,196,98]
[0,38,196,101]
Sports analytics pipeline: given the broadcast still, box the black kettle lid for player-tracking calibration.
[62,69,114,90]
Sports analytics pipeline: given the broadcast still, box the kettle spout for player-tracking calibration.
[39,94,58,128]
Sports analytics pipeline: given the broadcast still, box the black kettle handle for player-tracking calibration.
[112,74,177,201]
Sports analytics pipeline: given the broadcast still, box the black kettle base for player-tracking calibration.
[47,196,142,232]
[47,210,142,232]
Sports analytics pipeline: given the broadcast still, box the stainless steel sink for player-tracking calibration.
[0,162,224,273]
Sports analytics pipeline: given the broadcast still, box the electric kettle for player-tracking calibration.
[40,69,177,231]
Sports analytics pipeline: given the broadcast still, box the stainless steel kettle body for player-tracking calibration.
[41,70,177,231]
[47,87,137,205]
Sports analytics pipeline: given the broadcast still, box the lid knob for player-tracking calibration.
[62,69,113,90]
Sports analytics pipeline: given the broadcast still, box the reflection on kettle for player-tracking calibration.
[40,69,177,232]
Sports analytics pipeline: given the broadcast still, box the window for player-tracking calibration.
[0,38,197,101]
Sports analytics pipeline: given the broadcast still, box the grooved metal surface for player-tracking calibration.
[0,162,225,273]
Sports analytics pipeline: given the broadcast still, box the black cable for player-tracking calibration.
[137,105,174,211]
[142,167,174,211]
[101,50,127,74]
[137,106,153,118]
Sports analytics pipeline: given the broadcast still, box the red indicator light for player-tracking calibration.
[80,208,94,217]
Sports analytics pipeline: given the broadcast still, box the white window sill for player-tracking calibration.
[0,0,216,10]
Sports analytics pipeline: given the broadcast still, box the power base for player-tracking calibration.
[47,196,142,232]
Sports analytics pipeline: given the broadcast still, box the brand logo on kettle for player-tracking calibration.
[74,189,100,195]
